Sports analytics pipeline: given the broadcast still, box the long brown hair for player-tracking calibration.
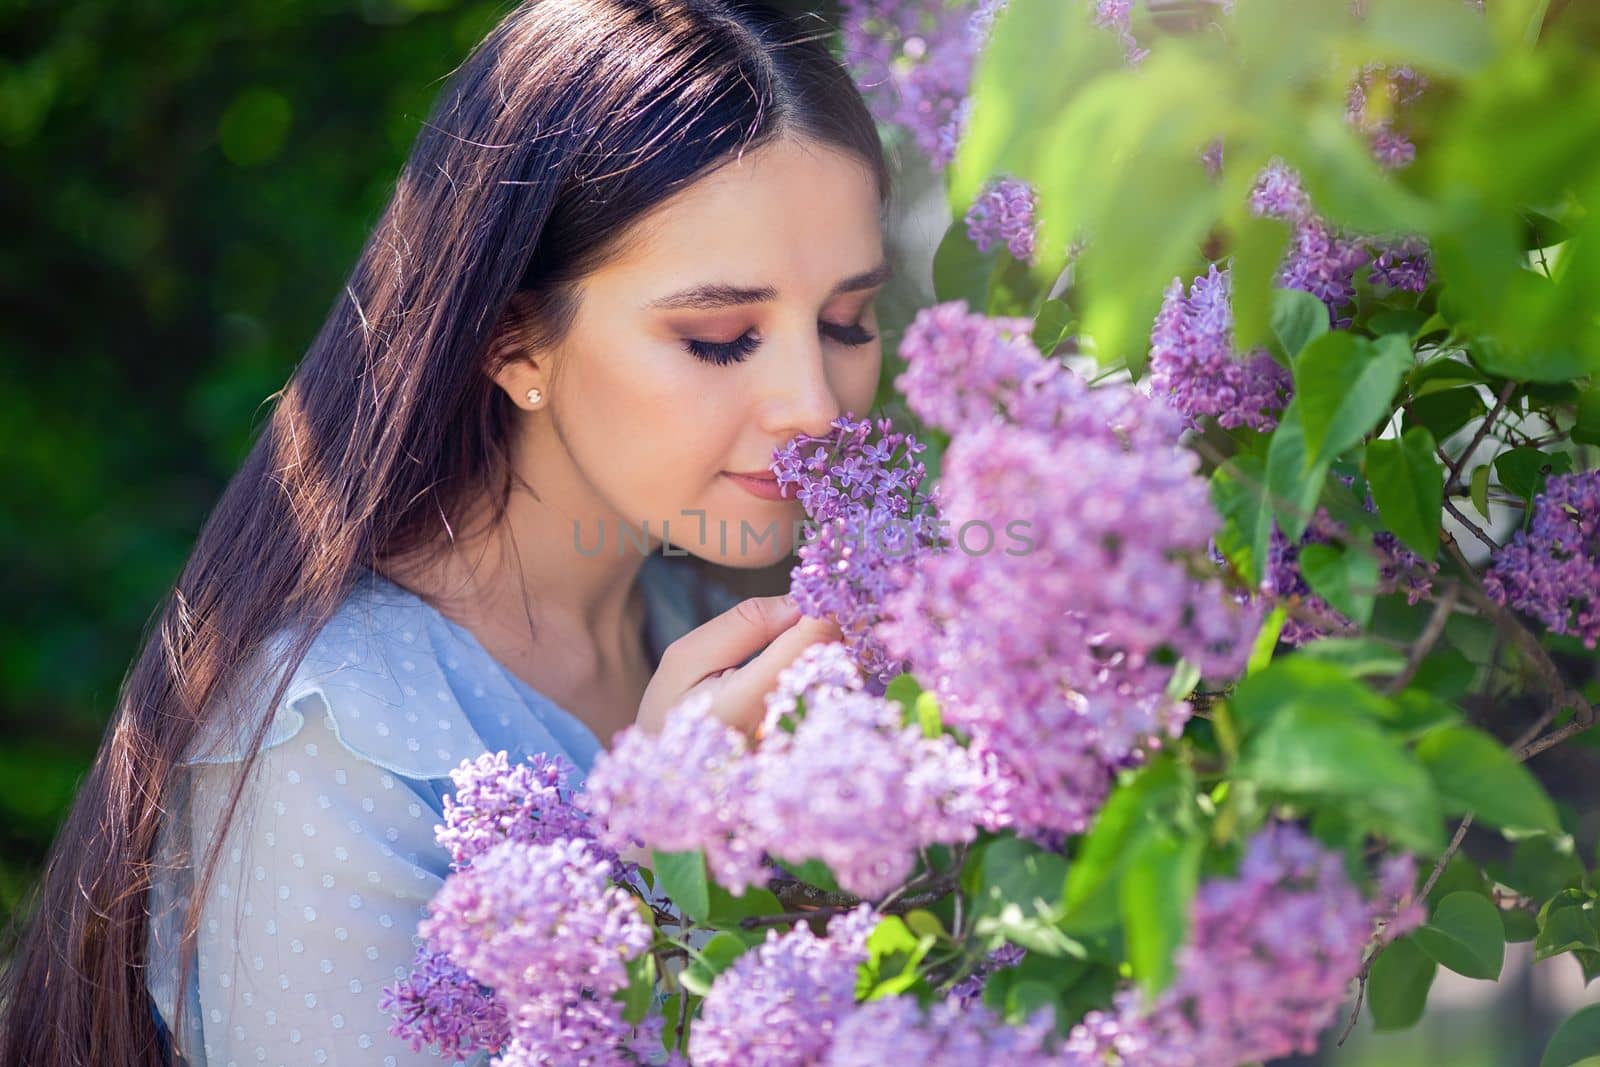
[0,2,890,1062]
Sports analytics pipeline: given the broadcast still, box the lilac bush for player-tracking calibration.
[1486,470,1600,649]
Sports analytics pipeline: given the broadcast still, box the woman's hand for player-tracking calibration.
[635,594,844,739]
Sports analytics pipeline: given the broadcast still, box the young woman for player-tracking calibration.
[0,0,894,1062]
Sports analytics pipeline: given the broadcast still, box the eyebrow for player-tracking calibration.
[644,259,894,312]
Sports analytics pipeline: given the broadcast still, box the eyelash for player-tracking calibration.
[684,320,877,367]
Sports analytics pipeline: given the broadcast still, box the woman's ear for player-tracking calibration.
[487,292,553,410]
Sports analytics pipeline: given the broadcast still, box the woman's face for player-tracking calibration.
[510,136,888,569]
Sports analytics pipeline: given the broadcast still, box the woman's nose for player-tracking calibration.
[763,329,843,441]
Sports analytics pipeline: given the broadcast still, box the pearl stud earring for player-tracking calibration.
[526,387,543,407]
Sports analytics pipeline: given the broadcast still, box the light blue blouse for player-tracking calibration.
[144,553,741,1067]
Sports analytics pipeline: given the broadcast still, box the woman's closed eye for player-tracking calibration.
[684,319,876,367]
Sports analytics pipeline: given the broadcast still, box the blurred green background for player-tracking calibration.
[0,2,1592,1063]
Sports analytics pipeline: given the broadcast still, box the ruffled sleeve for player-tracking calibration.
[146,559,742,1065]
[147,580,541,1066]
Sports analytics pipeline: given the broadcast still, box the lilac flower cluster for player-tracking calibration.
[945,942,1026,1008]
[826,998,1062,1065]
[436,750,607,870]
[689,904,879,1066]
[775,414,946,690]
[1062,823,1421,1065]
[751,642,986,897]
[1148,264,1294,433]
[419,837,654,1065]
[580,689,771,894]
[384,752,619,1060]
[1249,160,1372,326]
[1347,63,1428,170]
[378,945,511,1062]
[583,642,985,899]
[837,0,1008,170]
[1249,159,1435,320]
[880,300,1263,836]
[1485,470,1600,648]
[1368,234,1433,293]
[1262,473,1440,646]
[964,175,1038,263]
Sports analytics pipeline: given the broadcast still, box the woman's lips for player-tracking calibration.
[723,471,789,501]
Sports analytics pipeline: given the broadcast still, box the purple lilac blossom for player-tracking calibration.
[379,944,511,1062]
[826,998,1066,1065]
[775,414,945,690]
[436,750,608,871]
[748,642,986,898]
[418,837,654,1065]
[1147,264,1294,433]
[586,643,985,900]
[837,0,1009,171]
[1485,470,1600,649]
[689,904,879,1067]
[1062,823,1419,1065]
[964,175,1038,263]
[1368,234,1433,292]
[882,301,1263,836]
[1248,160,1371,327]
[1346,64,1427,170]
[1263,473,1440,646]
[580,690,772,895]
[944,942,1027,1008]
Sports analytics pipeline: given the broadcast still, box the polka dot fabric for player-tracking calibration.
[145,554,741,1066]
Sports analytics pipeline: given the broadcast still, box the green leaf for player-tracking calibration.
[1366,426,1444,557]
[1471,337,1589,384]
[1470,464,1491,518]
[1414,891,1505,980]
[618,952,658,1025]
[1574,384,1600,447]
[1246,605,1286,675]
[932,218,999,311]
[1238,703,1444,853]
[1403,387,1487,442]
[1368,936,1437,1031]
[1497,836,1585,901]
[1265,400,1328,543]
[1542,1004,1600,1067]
[1226,654,1396,736]
[679,931,750,997]
[1292,636,1408,679]
[1032,298,1075,356]
[857,915,938,1000]
[1232,218,1294,354]
[705,883,784,929]
[1211,454,1271,585]
[976,837,1070,927]
[652,850,711,923]
[915,691,943,740]
[1536,891,1600,962]
[1119,827,1203,1000]
[1295,332,1413,471]
[1064,758,1183,929]
[1504,907,1540,943]
[1298,542,1379,627]
[884,673,924,720]
[1495,446,1574,503]
[1415,724,1562,837]
[1271,287,1330,359]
